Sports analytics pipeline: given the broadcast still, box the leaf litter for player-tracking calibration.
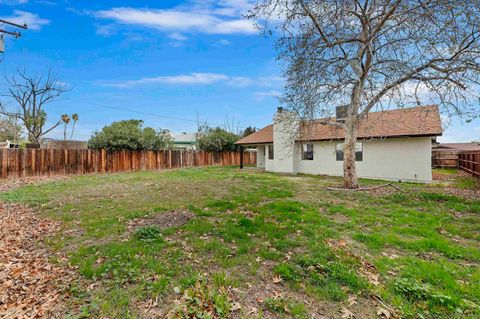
[0,201,75,318]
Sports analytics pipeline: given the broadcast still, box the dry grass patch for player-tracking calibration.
[127,210,196,232]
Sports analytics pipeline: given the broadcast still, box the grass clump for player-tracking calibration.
[167,276,233,319]
[394,278,465,315]
[264,297,308,318]
[134,226,163,242]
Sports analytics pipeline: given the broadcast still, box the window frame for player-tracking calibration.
[336,142,363,162]
[268,144,274,160]
[301,143,314,160]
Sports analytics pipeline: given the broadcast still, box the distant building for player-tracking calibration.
[0,140,19,149]
[171,132,197,150]
[431,142,480,168]
[433,142,480,152]
[40,139,88,149]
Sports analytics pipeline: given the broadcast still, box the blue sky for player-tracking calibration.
[0,0,479,142]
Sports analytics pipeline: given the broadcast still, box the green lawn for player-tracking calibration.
[2,167,479,318]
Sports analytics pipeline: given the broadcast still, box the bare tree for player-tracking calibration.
[0,114,24,143]
[249,0,480,188]
[0,69,69,144]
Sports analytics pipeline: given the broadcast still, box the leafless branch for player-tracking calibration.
[0,68,70,144]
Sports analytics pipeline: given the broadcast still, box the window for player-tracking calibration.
[336,142,363,161]
[302,143,314,160]
[355,143,363,161]
[268,144,274,160]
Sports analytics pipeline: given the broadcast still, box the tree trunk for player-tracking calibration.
[28,132,37,144]
[343,116,359,189]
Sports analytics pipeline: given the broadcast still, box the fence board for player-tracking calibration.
[0,149,256,179]
[458,151,480,177]
[432,150,459,168]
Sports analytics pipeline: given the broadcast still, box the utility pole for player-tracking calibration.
[0,19,28,54]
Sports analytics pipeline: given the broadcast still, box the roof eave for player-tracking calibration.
[234,141,273,145]
[296,133,442,142]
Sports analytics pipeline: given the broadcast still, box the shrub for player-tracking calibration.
[196,127,239,152]
[88,120,172,150]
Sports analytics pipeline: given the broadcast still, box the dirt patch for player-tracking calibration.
[433,169,473,182]
[0,202,75,318]
[0,176,70,193]
[127,210,196,232]
[330,213,351,223]
[439,187,480,201]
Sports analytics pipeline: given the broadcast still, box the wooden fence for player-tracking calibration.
[458,151,480,178]
[0,149,256,179]
[432,150,459,168]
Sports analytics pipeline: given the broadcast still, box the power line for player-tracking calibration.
[0,19,28,54]
[65,98,249,130]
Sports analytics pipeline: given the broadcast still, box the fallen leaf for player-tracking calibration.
[348,295,358,306]
[341,307,355,319]
[247,306,258,315]
[338,239,348,247]
[272,275,283,284]
[377,307,391,318]
[231,302,241,311]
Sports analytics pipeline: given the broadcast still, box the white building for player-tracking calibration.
[171,132,197,150]
[235,105,443,182]
[0,140,19,149]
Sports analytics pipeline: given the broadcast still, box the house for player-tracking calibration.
[235,105,443,182]
[433,142,480,152]
[171,132,197,150]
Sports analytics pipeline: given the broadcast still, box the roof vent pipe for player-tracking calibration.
[336,105,349,122]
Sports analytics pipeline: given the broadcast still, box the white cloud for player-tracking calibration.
[210,0,256,17]
[210,19,255,34]
[438,128,476,143]
[216,39,231,46]
[0,0,28,5]
[258,76,285,87]
[95,24,116,37]
[101,73,283,89]
[0,10,50,30]
[254,90,282,100]
[228,76,253,87]
[104,73,229,88]
[93,1,257,36]
[168,32,187,41]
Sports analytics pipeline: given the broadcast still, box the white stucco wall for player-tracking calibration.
[272,112,299,174]
[257,146,265,168]
[294,137,433,182]
[265,144,275,171]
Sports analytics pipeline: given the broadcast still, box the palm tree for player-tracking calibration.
[70,114,79,140]
[61,114,70,141]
